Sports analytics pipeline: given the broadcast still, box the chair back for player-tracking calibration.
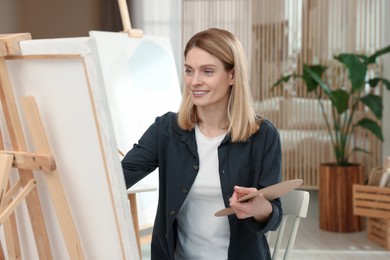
[267,190,310,260]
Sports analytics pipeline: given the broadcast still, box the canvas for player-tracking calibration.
[1,37,138,259]
[90,31,182,228]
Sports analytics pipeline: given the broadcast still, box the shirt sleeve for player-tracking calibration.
[121,118,160,189]
[244,121,283,233]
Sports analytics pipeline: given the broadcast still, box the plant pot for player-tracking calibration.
[319,163,365,232]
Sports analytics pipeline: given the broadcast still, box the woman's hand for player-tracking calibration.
[229,185,273,222]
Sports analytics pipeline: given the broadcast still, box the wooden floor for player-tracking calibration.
[140,190,390,259]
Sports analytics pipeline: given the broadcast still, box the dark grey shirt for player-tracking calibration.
[122,112,282,260]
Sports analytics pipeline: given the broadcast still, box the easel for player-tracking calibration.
[118,0,143,38]
[0,34,84,259]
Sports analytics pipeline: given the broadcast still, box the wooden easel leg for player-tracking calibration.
[0,50,53,258]
[3,213,21,259]
[0,241,5,260]
[0,128,21,259]
[0,151,21,259]
[21,96,84,259]
[128,193,142,258]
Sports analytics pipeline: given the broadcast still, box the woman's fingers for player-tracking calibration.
[230,187,272,220]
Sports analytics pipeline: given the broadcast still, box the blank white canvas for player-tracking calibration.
[1,37,139,260]
[90,31,182,228]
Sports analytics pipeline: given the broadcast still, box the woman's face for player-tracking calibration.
[184,47,233,111]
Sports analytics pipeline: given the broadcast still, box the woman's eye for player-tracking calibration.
[184,68,193,75]
[203,70,213,75]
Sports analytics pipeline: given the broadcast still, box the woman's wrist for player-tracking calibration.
[253,201,273,222]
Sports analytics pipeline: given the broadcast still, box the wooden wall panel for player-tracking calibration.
[182,0,384,189]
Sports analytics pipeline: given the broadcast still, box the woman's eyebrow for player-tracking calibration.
[184,63,217,68]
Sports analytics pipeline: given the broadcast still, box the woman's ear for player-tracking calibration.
[229,70,235,85]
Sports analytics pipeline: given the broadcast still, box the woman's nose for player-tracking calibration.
[191,72,203,85]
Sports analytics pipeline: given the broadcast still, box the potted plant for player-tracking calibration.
[272,44,390,232]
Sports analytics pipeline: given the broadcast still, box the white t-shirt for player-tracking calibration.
[174,125,230,260]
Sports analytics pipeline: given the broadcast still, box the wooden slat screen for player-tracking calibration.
[182,0,252,59]
[182,0,384,189]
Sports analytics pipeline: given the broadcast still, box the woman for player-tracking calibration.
[122,28,282,260]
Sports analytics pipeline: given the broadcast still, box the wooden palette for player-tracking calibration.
[214,179,303,217]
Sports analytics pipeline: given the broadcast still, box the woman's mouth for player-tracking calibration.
[193,91,208,96]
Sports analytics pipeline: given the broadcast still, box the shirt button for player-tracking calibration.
[193,165,199,170]
[182,188,188,193]
[170,211,176,216]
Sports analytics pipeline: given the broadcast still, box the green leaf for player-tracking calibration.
[302,65,327,92]
[367,44,390,63]
[356,118,384,141]
[334,54,367,92]
[330,89,349,114]
[303,65,331,95]
[351,147,372,155]
[380,78,390,90]
[360,94,383,119]
[271,75,292,89]
[367,78,380,87]
[368,77,390,90]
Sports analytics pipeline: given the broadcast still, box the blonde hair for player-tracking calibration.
[177,28,259,142]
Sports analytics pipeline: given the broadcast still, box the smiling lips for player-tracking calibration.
[193,91,209,97]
